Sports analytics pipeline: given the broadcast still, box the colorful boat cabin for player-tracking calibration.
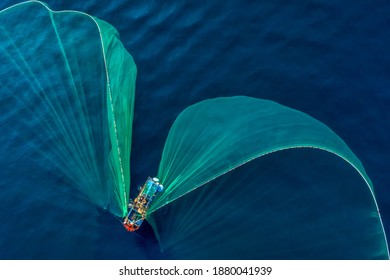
[123,177,164,232]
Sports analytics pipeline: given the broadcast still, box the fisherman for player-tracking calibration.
[122,177,164,232]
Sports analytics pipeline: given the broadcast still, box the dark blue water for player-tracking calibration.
[1,0,389,259]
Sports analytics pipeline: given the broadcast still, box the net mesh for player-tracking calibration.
[150,96,374,212]
[0,1,136,216]
[147,96,389,259]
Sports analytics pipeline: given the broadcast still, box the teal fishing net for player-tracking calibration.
[147,96,389,259]
[0,1,136,216]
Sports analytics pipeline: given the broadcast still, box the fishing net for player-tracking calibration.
[0,1,136,216]
[147,96,389,259]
